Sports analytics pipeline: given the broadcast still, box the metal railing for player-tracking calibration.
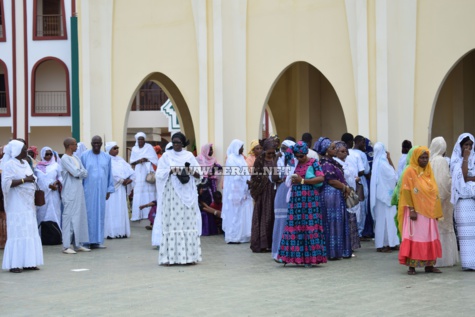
[36,15,64,37]
[132,89,168,111]
[34,91,68,113]
[0,91,6,114]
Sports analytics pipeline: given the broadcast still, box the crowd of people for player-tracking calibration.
[0,129,474,274]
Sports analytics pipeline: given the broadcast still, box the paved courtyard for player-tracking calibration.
[1,221,475,317]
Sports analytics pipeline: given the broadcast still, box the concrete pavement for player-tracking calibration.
[1,221,475,317]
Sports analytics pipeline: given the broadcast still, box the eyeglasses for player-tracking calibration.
[295,154,305,159]
[44,153,53,156]
[172,141,182,145]
[112,147,119,150]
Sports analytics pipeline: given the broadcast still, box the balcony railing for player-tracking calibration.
[0,91,6,114]
[34,91,67,114]
[132,89,168,111]
[36,15,64,37]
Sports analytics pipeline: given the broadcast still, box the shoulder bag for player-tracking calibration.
[35,183,46,207]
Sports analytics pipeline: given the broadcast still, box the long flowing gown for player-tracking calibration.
[35,162,63,227]
[104,155,134,238]
[250,159,276,252]
[450,133,475,270]
[320,157,352,259]
[278,158,327,265]
[370,143,399,249]
[130,143,158,221]
[81,150,114,245]
[0,173,6,249]
[272,182,287,259]
[152,149,202,264]
[221,141,253,243]
[61,155,89,249]
[430,141,458,267]
[2,159,44,270]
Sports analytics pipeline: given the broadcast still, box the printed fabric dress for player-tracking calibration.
[278,158,327,265]
[320,157,353,259]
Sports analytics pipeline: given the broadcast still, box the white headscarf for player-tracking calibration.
[134,132,146,147]
[450,133,475,204]
[105,141,117,153]
[2,140,24,164]
[429,137,452,201]
[278,140,295,168]
[129,133,158,165]
[224,139,250,204]
[165,142,173,151]
[226,139,247,167]
[370,142,397,218]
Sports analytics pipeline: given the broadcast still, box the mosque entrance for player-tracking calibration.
[430,49,475,155]
[262,61,347,144]
[124,72,196,160]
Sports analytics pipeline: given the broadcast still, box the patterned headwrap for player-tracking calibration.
[335,141,347,150]
[291,141,309,155]
[314,137,332,156]
[263,138,276,151]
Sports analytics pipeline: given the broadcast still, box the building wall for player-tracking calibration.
[29,126,71,153]
[76,0,475,164]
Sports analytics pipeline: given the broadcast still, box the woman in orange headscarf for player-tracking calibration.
[397,146,443,275]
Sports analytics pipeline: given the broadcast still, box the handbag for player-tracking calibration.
[356,182,364,201]
[176,163,191,185]
[145,164,156,184]
[35,183,46,207]
[345,188,360,209]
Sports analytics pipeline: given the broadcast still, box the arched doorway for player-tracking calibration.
[262,62,347,143]
[125,72,196,159]
[431,49,475,155]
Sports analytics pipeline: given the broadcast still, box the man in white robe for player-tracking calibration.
[130,132,159,221]
[354,135,371,237]
[61,138,90,254]
[104,142,134,239]
[81,136,114,249]
[397,140,412,178]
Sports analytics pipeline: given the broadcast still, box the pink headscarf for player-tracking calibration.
[36,147,56,173]
[28,146,38,159]
[196,143,217,167]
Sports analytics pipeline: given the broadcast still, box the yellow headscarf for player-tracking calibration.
[397,146,443,234]
[248,139,259,155]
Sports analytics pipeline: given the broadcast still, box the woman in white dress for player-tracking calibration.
[130,132,159,221]
[429,136,458,267]
[2,140,43,273]
[104,142,135,239]
[34,147,63,227]
[152,132,202,265]
[221,139,253,244]
[370,142,399,253]
[450,133,475,270]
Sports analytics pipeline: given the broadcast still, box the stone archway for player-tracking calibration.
[430,49,475,155]
[124,72,196,159]
[261,61,347,143]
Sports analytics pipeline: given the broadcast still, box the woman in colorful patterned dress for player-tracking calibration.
[315,137,353,259]
[277,141,327,266]
[397,146,443,275]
